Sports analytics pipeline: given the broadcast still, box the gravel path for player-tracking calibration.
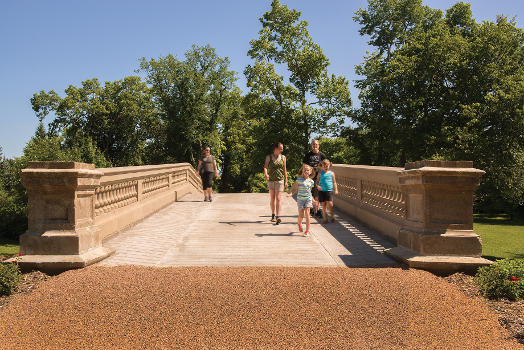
[1,266,520,350]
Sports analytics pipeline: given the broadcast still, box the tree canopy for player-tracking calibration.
[352,0,524,212]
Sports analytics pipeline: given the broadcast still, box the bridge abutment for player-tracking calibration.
[15,161,202,273]
[18,161,113,273]
[332,160,492,274]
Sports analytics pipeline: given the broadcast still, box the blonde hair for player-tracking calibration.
[298,164,313,178]
[321,159,331,167]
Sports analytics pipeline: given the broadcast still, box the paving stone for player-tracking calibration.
[100,193,398,267]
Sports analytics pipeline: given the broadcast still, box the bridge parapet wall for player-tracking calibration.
[332,160,492,273]
[17,162,201,273]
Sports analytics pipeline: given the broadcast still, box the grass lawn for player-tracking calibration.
[0,237,19,258]
[474,214,524,261]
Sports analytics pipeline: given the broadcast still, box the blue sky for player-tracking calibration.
[1,0,522,158]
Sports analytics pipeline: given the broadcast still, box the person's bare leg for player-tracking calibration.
[327,201,334,220]
[275,191,282,217]
[321,201,328,221]
[269,190,276,215]
[298,209,304,231]
[274,191,282,224]
[305,208,311,232]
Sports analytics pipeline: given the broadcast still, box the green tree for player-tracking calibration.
[0,146,27,239]
[353,0,524,212]
[245,0,352,167]
[316,137,359,165]
[139,45,237,167]
[0,123,112,239]
[31,76,156,166]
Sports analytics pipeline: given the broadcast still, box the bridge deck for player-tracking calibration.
[100,193,397,267]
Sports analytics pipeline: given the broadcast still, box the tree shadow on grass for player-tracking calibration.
[483,253,524,262]
[474,214,524,226]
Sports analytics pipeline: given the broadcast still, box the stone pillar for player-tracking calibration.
[385,160,492,273]
[18,162,114,273]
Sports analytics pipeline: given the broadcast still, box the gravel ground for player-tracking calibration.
[0,270,50,310]
[445,272,524,344]
[0,266,520,350]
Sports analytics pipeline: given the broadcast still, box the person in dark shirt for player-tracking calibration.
[302,139,326,217]
[196,147,218,202]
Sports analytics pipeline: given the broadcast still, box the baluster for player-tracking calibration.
[120,183,126,206]
[114,183,120,208]
[125,182,130,204]
[107,185,114,211]
[100,187,107,212]
[105,186,110,208]
[129,182,133,203]
[117,183,123,208]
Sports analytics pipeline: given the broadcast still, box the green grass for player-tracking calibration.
[0,237,19,258]
[474,214,524,261]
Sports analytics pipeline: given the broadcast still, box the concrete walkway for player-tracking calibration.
[100,193,397,267]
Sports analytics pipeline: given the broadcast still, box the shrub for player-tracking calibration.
[0,262,22,296]
[474,259,524,300]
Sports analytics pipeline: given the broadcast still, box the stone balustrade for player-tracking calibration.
[332,160,492,273]
[16,159,491,274]
[18,162,202,273]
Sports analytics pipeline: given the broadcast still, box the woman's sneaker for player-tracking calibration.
[271,214,276,222]
[276,217,281,225]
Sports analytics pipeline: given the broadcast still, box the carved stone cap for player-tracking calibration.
[405,160,473,170]
[399,160,484,187]
[21,162,103,192]
[27,161,95,170]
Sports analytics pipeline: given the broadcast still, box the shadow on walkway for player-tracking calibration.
[312,208,399,267]
[255,233,295,237]
[219,220,297,226]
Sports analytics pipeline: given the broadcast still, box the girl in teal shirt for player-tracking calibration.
[316,159,338,223]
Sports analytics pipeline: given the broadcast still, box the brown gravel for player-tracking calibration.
[0,269,50,310]
[445,272,524,345]
[0,266,520,350]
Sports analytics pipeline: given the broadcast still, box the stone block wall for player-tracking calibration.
[331,160,492,273]
[17,162,202,273]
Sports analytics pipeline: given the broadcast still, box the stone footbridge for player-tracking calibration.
[16,160,493,273]
[100,192,396,267]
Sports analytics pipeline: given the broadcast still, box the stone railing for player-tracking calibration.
[18,162,201,273]
[332,160,492,273]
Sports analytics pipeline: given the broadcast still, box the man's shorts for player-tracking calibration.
[268,180,284,191]
[297,197,313,209]
[318,191,333,202]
